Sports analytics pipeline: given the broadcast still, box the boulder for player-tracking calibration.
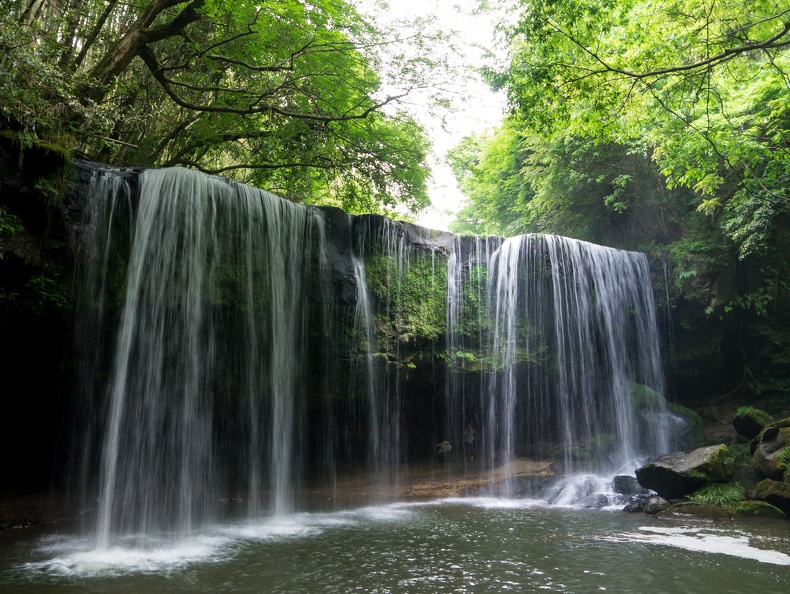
[750,419,790,481]
[732,407,773,439]
[622,494,650,513]
[724,500,786,519]
[580,493,609,508]
[752,479,790,514]
[635,444,733,499]
[657,502,731,521]
[642,495,671,514]
[612,475,650,495]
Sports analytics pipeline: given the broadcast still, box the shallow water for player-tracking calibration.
[1,499,788,593]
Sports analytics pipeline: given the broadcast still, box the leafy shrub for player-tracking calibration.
[689,483,745,507]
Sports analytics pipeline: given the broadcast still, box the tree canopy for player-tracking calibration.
[448,0,790,322]
[2,0,446,214]
[453,0,790,252]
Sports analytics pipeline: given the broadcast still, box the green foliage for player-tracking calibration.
[777,447,790,474]
[689,482,745,507]
[364,246,448,344]
[447,121,534,236]
[0,205,24,243]
[667,228,731,302]
[451,0,790,335]
[0,13,111,152]
[0,260,70,314]
[2,0,444,215]
[481,0,790,260]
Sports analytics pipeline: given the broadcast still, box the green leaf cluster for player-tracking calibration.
[449,0,790,335]
[477,0,790,258]
[2,0,444,215]
[689,482,745,507]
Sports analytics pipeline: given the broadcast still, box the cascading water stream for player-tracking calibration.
[78,167,326,545]
[348,217,408,492]
[444,233,668,498]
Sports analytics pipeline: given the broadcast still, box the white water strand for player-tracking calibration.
[485,236,524,476]
[546,235,667,466]
[96,170,215,545]
[349,218,404,488]
[90,168,324,544]
[453,234,669,486]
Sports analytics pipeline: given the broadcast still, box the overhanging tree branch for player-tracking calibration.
[139,45,410,123]
[544,10,790,81]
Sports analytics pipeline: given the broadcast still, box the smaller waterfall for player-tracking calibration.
[347,217,411,492]
[444,233,668,495]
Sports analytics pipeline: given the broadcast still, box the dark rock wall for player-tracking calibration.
[2,153,790,491]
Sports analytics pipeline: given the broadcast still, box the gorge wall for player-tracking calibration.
[1,150,788,497]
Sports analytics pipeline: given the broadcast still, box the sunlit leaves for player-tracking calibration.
[485,0,790,258]
[2,0,438,215]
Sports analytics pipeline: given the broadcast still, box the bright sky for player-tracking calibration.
[360,0,507,231]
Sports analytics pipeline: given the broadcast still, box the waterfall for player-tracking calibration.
[444,234,667,489]
[72,164,670,544]
[77,167,324,543]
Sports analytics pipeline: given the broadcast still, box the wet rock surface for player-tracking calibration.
[752,479,790,514]
[733,407,773,440]
[750,419,790,482]
[635,445,733,499]
[657,501,731,521]
[642,495,671,514]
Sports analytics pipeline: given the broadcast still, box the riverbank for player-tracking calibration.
[1,458,558,535]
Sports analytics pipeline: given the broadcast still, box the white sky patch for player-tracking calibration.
[360,0,507,230]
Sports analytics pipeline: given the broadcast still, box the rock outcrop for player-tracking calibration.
[752,479,790,514]
[657,501,731,521]
[750,417,790,482]
[635,444,733,499]
[642,495,671,514]
[733,407,773,440]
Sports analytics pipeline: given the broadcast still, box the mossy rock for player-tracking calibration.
[751,423,790,481]
[687,444,734,481]
[733,406,773,439]
[636,445,734,499]
[724,500,786,519]
[629,382,704,451]
[752,479,790,514]
[657,502,731,521]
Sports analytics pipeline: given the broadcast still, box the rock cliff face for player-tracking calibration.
[1,155,789,494]
[0,138,75,490]
[659,236,790,417]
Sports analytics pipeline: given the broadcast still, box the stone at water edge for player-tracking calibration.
[635,444,734,499]
[580,493,609,508]
[752,479,790,514]
[612,474,650,495]
[724,500,786,519]
[732,407,773,440]
[750,419,790,482]
[622,494,650,512]
[642,495,671,515]
[657,502,731,521]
